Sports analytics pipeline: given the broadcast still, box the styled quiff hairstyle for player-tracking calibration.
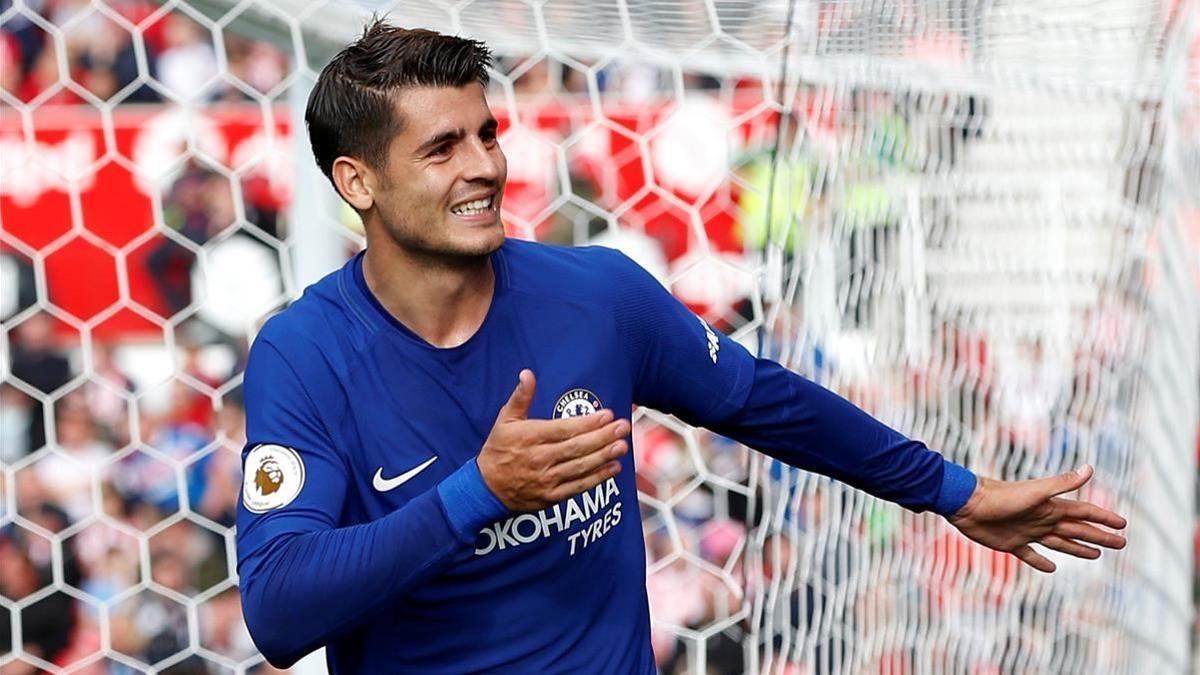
[305,19,493,181]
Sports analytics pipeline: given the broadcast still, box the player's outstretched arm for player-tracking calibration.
[946,464,1127,572]
[606,247,971,513]
[706,358,1127,572]
[603,248,1127,573]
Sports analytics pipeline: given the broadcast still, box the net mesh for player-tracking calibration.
[1,1,1198,673]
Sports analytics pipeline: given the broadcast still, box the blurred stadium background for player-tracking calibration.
[1,0,1199,673]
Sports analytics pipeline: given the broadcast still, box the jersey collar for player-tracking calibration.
[340,243,511,352]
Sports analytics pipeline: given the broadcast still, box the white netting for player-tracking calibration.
[1,1,1198,674]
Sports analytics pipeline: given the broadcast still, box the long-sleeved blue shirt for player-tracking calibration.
[235,239,976,673]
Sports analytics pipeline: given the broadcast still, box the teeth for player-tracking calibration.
[451,196,493,216]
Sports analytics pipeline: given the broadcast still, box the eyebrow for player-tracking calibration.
[415,118,499,156]
[416,128,463,155]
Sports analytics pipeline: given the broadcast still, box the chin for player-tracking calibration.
[444,225,505,260]
[382,216,504,262]
[469,229,506,257]
[456,215,505,249]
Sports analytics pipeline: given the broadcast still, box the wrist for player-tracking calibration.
[948,475,990,524]
[436,458,510,539]
[474,455,509,509]
[935,459,979,517]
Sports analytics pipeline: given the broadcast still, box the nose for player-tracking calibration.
[462,137,502,183]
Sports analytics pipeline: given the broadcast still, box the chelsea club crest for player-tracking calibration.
[554,388,603,419]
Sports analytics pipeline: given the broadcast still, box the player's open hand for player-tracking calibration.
[477,369,629,512]
[947,465,1127,573]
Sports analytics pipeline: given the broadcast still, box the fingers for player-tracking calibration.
[497,369,537,422]
[549,460,623,503]
[1031,464,1093,499]
[1012,544,1056,573]
[1060,499,1128,530]
[1016,518,1123,571]
[1041,535,1101,560]
[1026,465,1090,500]
[552,440,628,484]
[522,409,615,442]
[546,418,630,463]
[1054,520,1126,550]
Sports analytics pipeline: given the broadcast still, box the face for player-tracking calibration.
[360,84,507,262]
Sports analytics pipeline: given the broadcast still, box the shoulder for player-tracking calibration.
[257,284,330,350]
[250,260,364,376]
[499,238,648,304]
[500,237,631,271]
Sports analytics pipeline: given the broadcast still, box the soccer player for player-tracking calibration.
[236,21,1128,674]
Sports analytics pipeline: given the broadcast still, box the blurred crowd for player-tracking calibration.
[635,286,1141,674]
[1,0,286,106]
[0,0,716,109]
[1,310,266,673]
[1,0,797,111]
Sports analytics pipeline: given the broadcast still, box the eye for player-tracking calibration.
[481,128,498,145]
[429,143,451,158]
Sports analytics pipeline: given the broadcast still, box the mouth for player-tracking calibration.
[449,194,497,219]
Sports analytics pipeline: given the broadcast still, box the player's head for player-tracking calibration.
[306,19,506,261]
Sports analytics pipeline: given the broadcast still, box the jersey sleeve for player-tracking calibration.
[601,249,974,515]
[237,338,348,557]
[236,336,507,668]
[606,250,756,426]
[708,357,977,515]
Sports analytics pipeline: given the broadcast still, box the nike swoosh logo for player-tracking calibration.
[373,456,438,492]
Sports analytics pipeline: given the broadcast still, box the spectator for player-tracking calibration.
[200,588,259,661]
[220,33,286,101]
[32,395,114,522]
[0,529,76,666]
[0,383,32,462]
[73,531,139,604]
[197,398,246,527]
[0,29,22,95]
[146,162,223,315]
[109,558,198,671]
[111,343,215,517]
[86,342,134,447]
[155,13,217,103]
[9,312,73,455]
[0,249,38,322]
[15,34,83,104]
[70,6,159,103]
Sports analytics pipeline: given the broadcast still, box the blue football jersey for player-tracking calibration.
[236,240,758,674]
[236,238,975,674]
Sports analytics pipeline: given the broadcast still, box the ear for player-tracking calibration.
[331,156,376,211]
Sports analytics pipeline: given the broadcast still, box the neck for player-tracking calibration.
[362,240,496,349]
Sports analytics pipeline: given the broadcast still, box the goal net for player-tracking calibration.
[1,1,1198,673]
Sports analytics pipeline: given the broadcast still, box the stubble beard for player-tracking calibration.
[381,212,503,270]
[370,169,506,268]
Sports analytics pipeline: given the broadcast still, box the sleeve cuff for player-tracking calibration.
[436,458,510,538]
[932,459,977,516]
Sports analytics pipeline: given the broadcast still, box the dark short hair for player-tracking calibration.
[305,19,493,181]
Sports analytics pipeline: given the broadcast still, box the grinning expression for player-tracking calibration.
[370,83,508,261]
